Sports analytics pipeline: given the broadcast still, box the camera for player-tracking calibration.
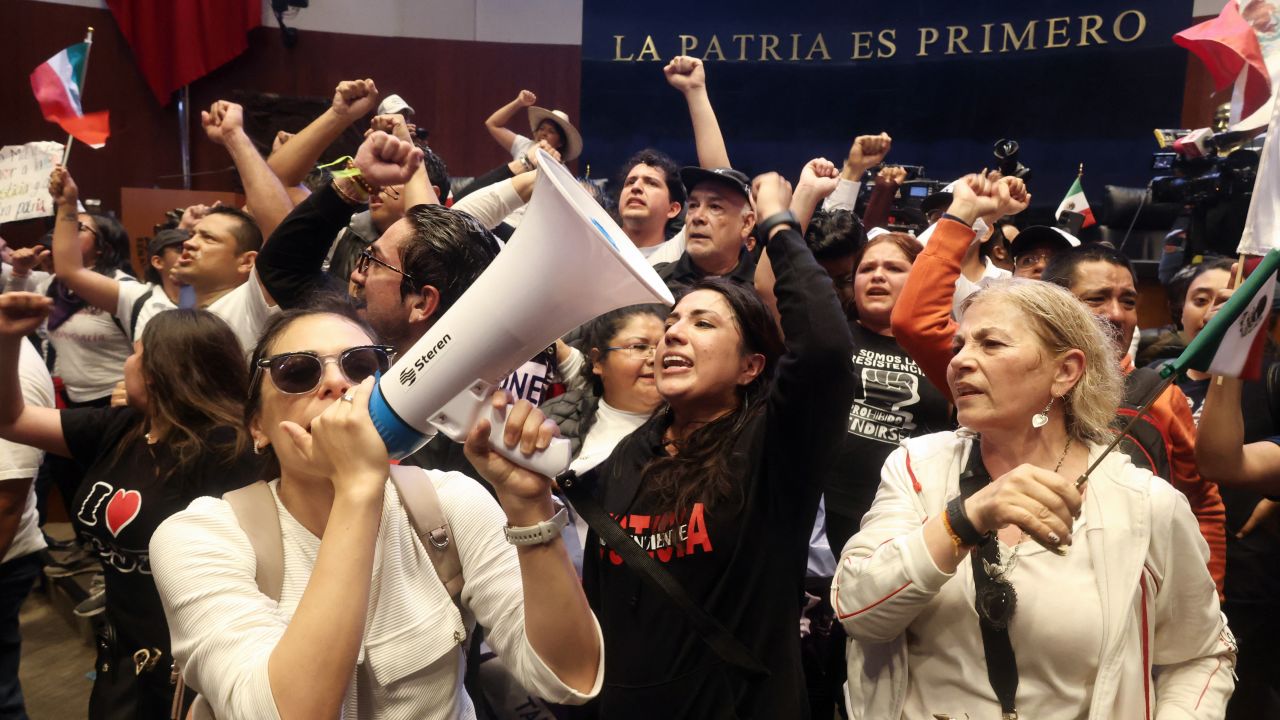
[993,139,1031,181]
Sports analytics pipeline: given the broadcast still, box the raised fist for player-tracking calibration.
[48,165,79,208]
[200,100,244,145]
[369,113,413,143]
[797,158,840,199]
[0,293,52,339]
[354,131,424,187]
[947,173,1009,226]
[179,202,220,231]
[876,166,908,186]
[517,90,537,107]
[752,172,794,221]
[664,56,706,94]
[995,176,1031,218]
[845,133,892,174]
[332,79,380,119]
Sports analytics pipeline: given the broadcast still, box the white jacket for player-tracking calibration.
[832,432,1235,720]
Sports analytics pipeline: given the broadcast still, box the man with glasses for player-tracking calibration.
[1008,225,1080,279]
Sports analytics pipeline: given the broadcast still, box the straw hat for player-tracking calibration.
[527,106,582,162]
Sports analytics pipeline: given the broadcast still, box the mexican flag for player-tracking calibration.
[29,43,110,148]
[1164,250,1280,381]
[1055,174,1096,228]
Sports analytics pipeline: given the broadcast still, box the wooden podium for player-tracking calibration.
[119,188,242,278]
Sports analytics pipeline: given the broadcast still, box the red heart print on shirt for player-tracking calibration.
[105,490,142,537]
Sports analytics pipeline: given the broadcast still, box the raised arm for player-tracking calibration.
[256,132,423,308]
[757,158,840,324]
[964,175,1029,283]
[1198,376,1280,492]
[485,90,538,153]
[369,114,439,209]
[203,101,294,239]
[267,79,380,188]
[665,56,730,168]
[0,294,67,458]
[861,165,904,228]
[891,175,1006,400]
[46,166,121,312]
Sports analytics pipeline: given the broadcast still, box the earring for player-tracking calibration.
[252,440,262,455]
[1032,396,1054,429]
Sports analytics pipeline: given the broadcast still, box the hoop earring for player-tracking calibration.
[252,440,262,455]
[1032,396,1054,429]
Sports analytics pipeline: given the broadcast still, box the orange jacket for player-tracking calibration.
[890,219,1227,596]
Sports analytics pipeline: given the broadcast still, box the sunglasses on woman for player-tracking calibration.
[253,345,396,394]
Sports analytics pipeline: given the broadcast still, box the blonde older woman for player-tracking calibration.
[833,278,1235,719]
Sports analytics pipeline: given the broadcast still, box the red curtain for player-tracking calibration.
[106,0,261,105]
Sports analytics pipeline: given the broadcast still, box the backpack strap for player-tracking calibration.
[127,286,155,341]
[223,481,285,603]
[389,464,464,609]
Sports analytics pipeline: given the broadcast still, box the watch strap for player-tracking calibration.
[754,209,800,244]
[503,506,569,546]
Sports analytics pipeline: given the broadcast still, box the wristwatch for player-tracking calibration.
[503,506,569,546]
[754,209,800,244]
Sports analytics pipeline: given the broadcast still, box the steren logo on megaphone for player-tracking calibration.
[398,334,452,387]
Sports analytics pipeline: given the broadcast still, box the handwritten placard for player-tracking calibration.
[0,142,63,224]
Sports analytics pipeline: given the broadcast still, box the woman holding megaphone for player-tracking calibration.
[573,172,855,718]
[149,301,602,719]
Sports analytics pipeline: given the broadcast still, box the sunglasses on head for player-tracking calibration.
[253,345,396,395]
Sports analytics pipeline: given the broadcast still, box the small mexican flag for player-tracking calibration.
[1055,173,1096,228]
[29,42,110,148]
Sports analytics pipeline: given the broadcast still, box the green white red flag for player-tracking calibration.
[29,42,109,148]
[1055,174,1095,228]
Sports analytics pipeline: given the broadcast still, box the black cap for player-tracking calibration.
[147,228,189,257]
[1009,225,1080,259]
[679,166,752,202]
[920,191,953,217]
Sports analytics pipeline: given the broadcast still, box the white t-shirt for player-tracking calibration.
[639,227,687,266]
[41,270,136,402]
[0,340,54,563]
[117,281,177,341]
[132,269,278,358]
[954,257,1012,315]
[509,134,535,162]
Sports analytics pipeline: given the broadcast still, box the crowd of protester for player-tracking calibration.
[0,54,1273,719]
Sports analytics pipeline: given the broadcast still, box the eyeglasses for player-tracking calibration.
[355,249,416,284]
[253,345,396,395]
[77,222,99,240]
[604,343,657,360]
[1014,251,1054,270]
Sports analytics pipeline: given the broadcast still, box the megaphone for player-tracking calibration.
[368,149,674,477]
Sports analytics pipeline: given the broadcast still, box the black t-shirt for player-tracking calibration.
[1178,372,1280,605]
[63,407,260,652]
[823,322,952,534]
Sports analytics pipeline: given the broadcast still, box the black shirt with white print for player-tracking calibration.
[64,407,259,653]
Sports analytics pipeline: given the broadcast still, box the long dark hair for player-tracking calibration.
[245,296,379,480]
[640,278,784,517]
[111,310,251,482]
[84,213,128,276]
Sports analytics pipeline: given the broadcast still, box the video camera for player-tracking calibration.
[1150,128,1259,204]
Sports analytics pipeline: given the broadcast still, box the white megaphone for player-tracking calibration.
[368,149,674,477]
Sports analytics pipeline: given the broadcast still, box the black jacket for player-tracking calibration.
[579,226,854,719]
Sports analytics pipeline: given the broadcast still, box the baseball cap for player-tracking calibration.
[679,167,752,202]
[1009,225,1081,259]
[148,228,189,257]
[378,94,415,117]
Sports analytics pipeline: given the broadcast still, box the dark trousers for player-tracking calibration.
[1225,601,1280,720]
[0,553,43,720]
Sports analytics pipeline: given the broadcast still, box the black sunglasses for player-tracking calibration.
[253,345,396,395]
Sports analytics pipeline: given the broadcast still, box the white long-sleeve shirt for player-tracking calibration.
[151,470,603,720]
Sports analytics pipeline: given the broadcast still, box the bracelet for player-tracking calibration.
[331,177,369,206]
[753,209,800,246]
[939,212,973,227]
[941,510,966,549]
[345,160,378,195]
[945,496,986,547]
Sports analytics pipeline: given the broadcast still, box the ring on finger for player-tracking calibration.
[340,392,355,403]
